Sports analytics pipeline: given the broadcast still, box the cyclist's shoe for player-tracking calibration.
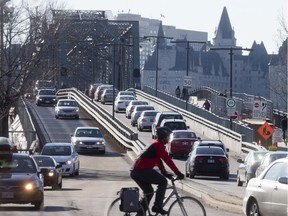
[152,206,168,215]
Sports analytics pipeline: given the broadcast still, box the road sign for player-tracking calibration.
[226,98,236,109]
[183,76,192,87]
[257,122,274,140]
[253,99,267,120]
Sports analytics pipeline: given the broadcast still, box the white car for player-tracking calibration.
[116,90,136,99]
[114,95,136,112]
[55,99,79,119]
[71,127,106,154]
[125,100,149,119]
[130,105,155,126]
[243,158,288,216]
[40,143,80,177]
[137,110,159,131]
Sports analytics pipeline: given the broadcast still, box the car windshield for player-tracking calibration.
[119,96,134,100]
[165,122,186,130]
[76,129,103,138]
[42,146,71,156]
[34,157,55,167]
[174,131,196,138]
[254,152,267,162]
[144,112,157,117]
[0,156,36,173]
[39,90,55,95]
[58,101,77,107]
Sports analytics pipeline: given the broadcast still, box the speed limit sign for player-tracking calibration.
[183,76,192,87]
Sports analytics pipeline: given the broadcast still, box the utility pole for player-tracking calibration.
[210,47,253,130]
[144,35,173,97]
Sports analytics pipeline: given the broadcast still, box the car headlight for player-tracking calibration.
[75,108,79,112]
[75,141,84,145]
[48,170,55,177]
[25,180,39,191]
[66,160,72,165]
[97,141,105,145]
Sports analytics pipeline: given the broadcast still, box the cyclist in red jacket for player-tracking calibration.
[130,126,185,215]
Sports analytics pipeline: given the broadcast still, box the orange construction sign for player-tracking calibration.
[257,122,274,140]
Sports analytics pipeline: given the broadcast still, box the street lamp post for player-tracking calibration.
[144,35,173,97]
[0,0,9,79]
[171,40,206,109]
[210,47,253,130]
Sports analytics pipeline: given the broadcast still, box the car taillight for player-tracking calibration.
[142,119,147,122]
[218,157,228,164]
[194,156,204,163]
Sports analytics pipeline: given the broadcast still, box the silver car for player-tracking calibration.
[55,99,79,119]
[125,100,149,119]
[40,143,80,177]
[243,158,288,216]
[130,105,155,126]
[137,110,159,131]
[71,127,106,154]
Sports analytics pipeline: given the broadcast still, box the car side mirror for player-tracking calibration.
[237,158,244,163]
[186,126,190,129]
[278,177,288,185]
[226,148,229,152]
[56,164,62,169]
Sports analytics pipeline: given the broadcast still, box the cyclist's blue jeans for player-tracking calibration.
[130,169,167,211]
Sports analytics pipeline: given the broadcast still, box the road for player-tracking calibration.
[0,99,244,215]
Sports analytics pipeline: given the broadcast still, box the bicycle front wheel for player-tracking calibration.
[106,197,145,216]
[168,196,206,216]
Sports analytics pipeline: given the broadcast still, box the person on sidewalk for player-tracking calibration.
[281,115,287,142]
[175,86,181,98]
[203,99,211,111]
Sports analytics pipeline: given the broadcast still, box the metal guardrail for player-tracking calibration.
[57,88,145,155]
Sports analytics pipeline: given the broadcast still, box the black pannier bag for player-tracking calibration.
[119,187,139,212]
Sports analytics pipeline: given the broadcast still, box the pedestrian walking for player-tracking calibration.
[281,115,287,142]
[181,87,188,100]
[203,99,211,111]
[175,86,181,98]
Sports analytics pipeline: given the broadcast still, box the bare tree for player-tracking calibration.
[0,0,66,136]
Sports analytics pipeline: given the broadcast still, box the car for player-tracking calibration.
[100,88,119,104]
[33,155,63,190]
[125,88,136,95]
[0,136,17,153]
[114,95,136,113]
[116,90,135,99]
[152,111,184,139]
[0,153,44,209]
[192,140,229,158]
[88,82,103,99]
[159,119,189,132]
[243,158,288,216]
[94,84,113,101]
[40,143,80,177]
[137,110,160,131]
[34,79,55,95]
[71,127,106,154]
[130,105,155,126]
[54,99,79,119]
[255,151,288,177]
[125,100,149,119]
[236,150,268,186]
[166,130,200,157]
[185,146,230,180]
[35,88,57,106]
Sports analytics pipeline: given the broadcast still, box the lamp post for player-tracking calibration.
[171,40,206,109]
[144,35,173,97]
[210,47,253,130]
[0,0,9,79]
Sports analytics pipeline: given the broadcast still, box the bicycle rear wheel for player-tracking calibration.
[106,197,145,216]
[168,196,206,216]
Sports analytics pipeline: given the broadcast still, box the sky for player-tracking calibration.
[42,1,288,54]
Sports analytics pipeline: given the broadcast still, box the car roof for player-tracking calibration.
[43,143,72,147]
[75,126,99,130]
[161,119,186,123]
[158,111,181,115]
[0,136,13,145]
[58,99,76,102]
[172,130,195,133]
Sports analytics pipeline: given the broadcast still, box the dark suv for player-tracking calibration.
[35,89,57,106]
[192,140,229,157]
[151,111,184,139]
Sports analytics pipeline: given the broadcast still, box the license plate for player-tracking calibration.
[207,159,215,163]
[182,142,188,145]
[2,192,14,199]
[86,146,93,149]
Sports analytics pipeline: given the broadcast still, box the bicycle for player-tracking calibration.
[106,176,206,216]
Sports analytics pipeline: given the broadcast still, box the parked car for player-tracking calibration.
[152,111,184,139]
[185,146,230,180]
[243,158,288,216]
[71,127,106,154]
[192,140,229,158]
[33,155,63,190]
[100,88,119,104]
[114,95,136,112]
[166,130,199,157]
[137,110,159,131]
[255,151,288,177]
[236,150,268,186]
[130,105,155,126]
[40,143,80,177]
[159,119,189,132]
[54,99,79,119]
[125,100,149,119]
[0,153,44,209]
[35,89,57,106]
[94,84,113,101]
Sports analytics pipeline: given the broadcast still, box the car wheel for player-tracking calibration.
[58,181,62,189]
[189,170,195,179]
[55,115,59,119]
[221,173,229,180]
[33,199,44,210]
[75,163,80,176]
[247,199,260,216]
[138,126,143,132]
[75,116,79,120]
[237,173,243,186]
